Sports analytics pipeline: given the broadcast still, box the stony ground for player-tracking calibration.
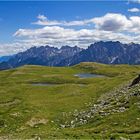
[59,82,140,128]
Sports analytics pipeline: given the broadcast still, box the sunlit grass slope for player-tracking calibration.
[0,62,140,139]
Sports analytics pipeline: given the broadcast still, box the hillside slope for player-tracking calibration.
[0,62,140,139]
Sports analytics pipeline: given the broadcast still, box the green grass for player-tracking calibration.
[0,62,140,139]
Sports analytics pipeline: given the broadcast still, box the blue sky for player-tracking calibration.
[0,1,140,56]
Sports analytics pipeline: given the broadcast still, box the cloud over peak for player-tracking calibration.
[2,12,140,56]
[92,13,140,33]
[92,13,129,31]
[33,13,140,33]
[13,13,140,50]
[33,14,97,26]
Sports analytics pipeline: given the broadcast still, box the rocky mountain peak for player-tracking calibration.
[0,41,140,70]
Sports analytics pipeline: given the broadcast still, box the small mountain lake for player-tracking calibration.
[74,73,105,78]
[31,83,57,86]
[31,73,105,86]
[31,83,86,87]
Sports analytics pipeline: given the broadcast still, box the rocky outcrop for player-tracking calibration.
[129,74,140,87]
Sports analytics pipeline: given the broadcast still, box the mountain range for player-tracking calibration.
[0,55,13,63]
[0,41,140,70]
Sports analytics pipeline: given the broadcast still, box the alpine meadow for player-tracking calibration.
[0,1,140,139]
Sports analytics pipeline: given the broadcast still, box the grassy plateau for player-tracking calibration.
[0,62,140,139]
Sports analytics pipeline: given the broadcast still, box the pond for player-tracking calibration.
[31,83,86,87]
[74,73,104,78]
[31,83,57,86]
[31,73,105,86]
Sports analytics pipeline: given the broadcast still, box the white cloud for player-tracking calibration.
[92,13,130,31]
[128,8,140,12]
[33,14,93,26]
[13,25,136,51]
[37,14,47,21]
[33,13,140,33]
[91,13,140,34]
[2,13,140,56]
[0,42,34,56]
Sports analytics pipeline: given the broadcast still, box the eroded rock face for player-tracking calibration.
[129,75,140,87]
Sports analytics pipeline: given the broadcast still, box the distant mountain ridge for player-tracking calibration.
[0,45,82,70]
[0,55,13,63]
[59,41,140,66]
[0,41,140,70]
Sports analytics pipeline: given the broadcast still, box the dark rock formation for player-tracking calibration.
[129,74,140,87]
